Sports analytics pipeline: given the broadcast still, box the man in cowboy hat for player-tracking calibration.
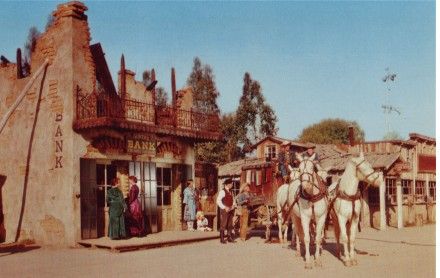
[216,178,236,244]
[302,144,322,171]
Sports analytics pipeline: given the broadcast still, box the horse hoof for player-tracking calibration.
[351,259,358,266]
[344,260,352,267]
[305,262,313,269]
[314,259,323,267]
[295,251,301,257]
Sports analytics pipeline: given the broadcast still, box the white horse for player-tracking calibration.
[328,151,383,266]
[276,167,300,247]
[276,153,329,268]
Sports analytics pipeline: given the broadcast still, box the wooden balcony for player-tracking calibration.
[73,87,222,141]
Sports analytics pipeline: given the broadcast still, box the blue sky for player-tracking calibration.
[0,1,435,141]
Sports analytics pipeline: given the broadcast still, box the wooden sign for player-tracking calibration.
[126,136,156,155]
[418,154,436,173]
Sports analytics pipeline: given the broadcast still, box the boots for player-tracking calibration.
[220,230,227,244]
[227,231,236,243]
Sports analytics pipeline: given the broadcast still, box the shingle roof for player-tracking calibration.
[320,152,401,172]
[218,157,266,177]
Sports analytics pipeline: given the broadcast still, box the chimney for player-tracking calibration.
[171,67,176,107]
[151,68,156,105]
[16,48,23,79]
[348,126,355,146]
[120,54,126,99]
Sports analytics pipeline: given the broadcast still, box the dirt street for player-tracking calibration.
[0,224,435,278]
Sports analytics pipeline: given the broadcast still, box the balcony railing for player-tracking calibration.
[75,87,220,134]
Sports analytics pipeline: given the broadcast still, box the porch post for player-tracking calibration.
[379,177,386,231]
[396,177,403,229]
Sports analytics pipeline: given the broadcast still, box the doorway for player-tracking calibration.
[129,161,158,233]
[156,166,172,231]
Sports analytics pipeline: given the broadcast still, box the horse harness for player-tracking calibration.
[333,158,380,224]
[299,172,328,221]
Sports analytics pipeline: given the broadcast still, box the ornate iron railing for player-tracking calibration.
[76,86,220,133]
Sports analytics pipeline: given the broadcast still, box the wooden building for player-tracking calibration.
[0,1,221,246]
[249,134,436,229]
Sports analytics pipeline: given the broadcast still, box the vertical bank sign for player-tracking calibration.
[126,135,156,156]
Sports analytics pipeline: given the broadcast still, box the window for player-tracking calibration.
[265,145,276,160]
[401,179,412,202]
[156,167,172,206]
[429,181,436,202]
[415,180,426,203]
[386,178,396,204]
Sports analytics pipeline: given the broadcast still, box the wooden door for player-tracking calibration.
[80,158,97,239]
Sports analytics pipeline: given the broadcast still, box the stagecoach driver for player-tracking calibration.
[216,178,237,244]
[278,141,291,179]
[302,144,323,171]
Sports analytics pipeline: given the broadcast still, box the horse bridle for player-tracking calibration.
[354,159,380,186]
[299,159,321,193]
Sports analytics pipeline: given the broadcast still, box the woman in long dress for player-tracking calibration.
[183,179,197,231]
[126,176,145,237]
[107,177,127,239]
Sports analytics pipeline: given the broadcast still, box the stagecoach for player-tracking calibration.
[218,158,284,239]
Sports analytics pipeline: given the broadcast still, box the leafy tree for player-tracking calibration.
[142,69,168,106]
[24,26,40,61]
[155,87,168,107]
[383,131,403,140]
[298,118,365,144]
[187,57,219,113]
[195,113,243,163]
[235,72,277,152]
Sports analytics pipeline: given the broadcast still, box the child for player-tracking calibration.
[196,211,212,232]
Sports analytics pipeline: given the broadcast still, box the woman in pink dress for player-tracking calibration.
[126,176,145,237]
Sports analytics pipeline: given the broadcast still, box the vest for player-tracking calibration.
[222,189,233,207]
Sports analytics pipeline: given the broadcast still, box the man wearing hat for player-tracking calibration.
[302,144,322,171]
[216,178,236,244]
[183,179,197,231]
[278,141,291,180]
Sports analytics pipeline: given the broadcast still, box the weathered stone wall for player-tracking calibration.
[118,70,153,104]
[0,1,94,246]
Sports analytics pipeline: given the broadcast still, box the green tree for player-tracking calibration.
[195,113,243,163]
[24,26,40,61]
[235,72,278,152]
[298,118,365,144]
[187,57,219,113]
[142,69,168,106]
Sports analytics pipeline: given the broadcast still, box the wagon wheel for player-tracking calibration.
[255,204,275,241]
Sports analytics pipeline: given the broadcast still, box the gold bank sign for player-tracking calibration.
[127,138,156,155]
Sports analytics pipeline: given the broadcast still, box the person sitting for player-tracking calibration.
[302,145,327,189]
[302,145,323,172]
[196,211,212,232]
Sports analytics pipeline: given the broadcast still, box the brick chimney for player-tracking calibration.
[120,54,126,99]
[348,126,355,146]
[151,68,156,105]
[171,67,176,107]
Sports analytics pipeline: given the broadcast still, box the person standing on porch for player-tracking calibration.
[216,178,236,244]
[107,177,127,240]
[125,176,145,237]
[183,179,197,231]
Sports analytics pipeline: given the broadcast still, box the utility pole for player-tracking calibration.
[381,68,399,135]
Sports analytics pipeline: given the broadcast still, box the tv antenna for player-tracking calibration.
[382,68,400,134]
